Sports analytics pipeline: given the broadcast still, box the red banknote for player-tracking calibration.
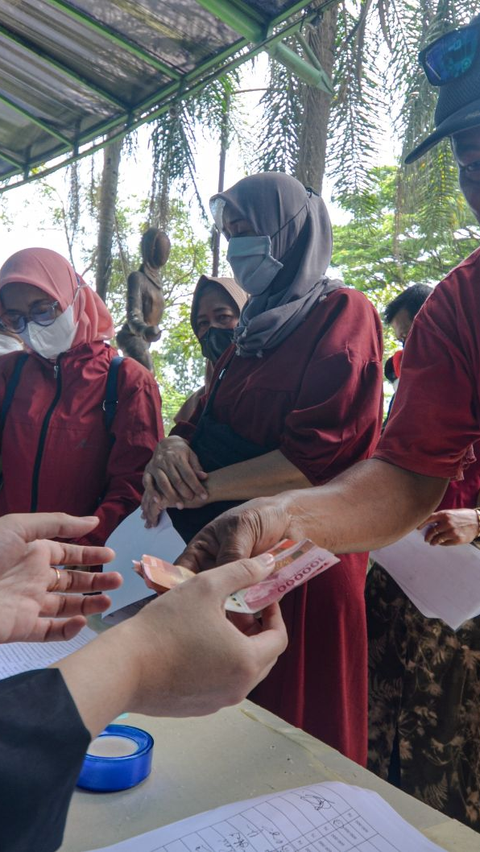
[133,539,339,613]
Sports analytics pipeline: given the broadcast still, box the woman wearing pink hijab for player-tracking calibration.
[0,248,163,546]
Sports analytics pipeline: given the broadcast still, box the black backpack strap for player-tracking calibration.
[0,352,29,438]
[103,355,123,442]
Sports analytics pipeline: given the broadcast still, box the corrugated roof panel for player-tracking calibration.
[0,0,313,186]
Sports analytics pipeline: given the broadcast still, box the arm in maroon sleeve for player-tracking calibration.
[280,289,384,483]
[376,267,480,479]
[76,366,164,546]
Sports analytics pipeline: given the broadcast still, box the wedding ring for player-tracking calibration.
[51,566,62,592]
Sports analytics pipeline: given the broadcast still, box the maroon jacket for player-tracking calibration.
[0,342,163,545]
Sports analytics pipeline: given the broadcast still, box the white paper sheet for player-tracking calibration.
[83,781,445,852]
[371,529,480,630]
[0,625,97,680]
[102,508,186,617]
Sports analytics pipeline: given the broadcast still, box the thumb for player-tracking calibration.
[203,554,275,601]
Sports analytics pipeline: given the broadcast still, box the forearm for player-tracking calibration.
[206,450,311,503]
[277,458,448,553]
[53,624,147,738]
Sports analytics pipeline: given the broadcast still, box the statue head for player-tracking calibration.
[141,228,171,270]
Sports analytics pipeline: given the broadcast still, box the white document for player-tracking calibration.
[83,781,445,852]
[0,625,97,680]
[102,508,186,617]
[371,529,480,630]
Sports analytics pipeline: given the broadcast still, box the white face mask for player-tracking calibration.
[20,301,79,359]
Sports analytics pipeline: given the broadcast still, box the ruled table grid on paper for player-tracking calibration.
[150,788,402,852]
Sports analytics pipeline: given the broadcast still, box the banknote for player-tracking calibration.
[133,539,339,613]
[226,539,339,613]
[132,555,195,593]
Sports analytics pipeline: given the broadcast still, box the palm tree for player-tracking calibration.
[256,0,476,251]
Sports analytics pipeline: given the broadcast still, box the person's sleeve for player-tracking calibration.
[126,273,149,337]
[280,291,384,484]
[170,394,206,441]
[0,668,90,852]
[376,277,480,479]
[173,386,206,425]
[76,368,164,546]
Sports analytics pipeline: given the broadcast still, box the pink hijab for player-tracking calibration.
[0,248,114,347]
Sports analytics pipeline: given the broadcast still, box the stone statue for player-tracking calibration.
[116,228,171,372]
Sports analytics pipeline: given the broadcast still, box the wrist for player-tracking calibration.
[54,626,142,738]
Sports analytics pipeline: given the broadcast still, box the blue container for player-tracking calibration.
[77,724,154,792]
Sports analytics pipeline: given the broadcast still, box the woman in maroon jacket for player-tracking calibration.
[0,247,163,546]
[142,172,384,764]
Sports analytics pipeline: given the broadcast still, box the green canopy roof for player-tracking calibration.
[0,0,313,189]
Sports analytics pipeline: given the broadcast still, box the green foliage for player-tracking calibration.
[331,164,480,357]
[254,46,303,175]
[148,71,245,228]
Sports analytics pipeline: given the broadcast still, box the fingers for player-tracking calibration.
[45,540,115,567]
[176,535,219,572]
[29,615,87,643]
[40,590,114,618]
[4,513,100,544]
[189,449,209,481]
[141,475,163,527]
[47,567,122,595]
[198,555,275,601]
[144,445,208,507]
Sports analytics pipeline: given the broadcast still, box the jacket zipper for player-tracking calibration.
[30,358,63,512]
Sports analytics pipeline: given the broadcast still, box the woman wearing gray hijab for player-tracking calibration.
[142,172,383,765]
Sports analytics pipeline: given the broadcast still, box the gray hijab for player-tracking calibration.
[210,172,344,358]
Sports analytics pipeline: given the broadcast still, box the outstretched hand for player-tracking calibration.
[0,513,121,643]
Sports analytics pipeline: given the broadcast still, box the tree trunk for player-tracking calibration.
[95,138,123,302]
[295,4,338,194]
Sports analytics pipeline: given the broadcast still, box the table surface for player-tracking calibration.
[60,700,480,852]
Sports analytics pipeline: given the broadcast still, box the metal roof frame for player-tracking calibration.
[0,0,333,193]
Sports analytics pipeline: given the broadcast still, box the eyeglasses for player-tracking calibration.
[0,301,60,334]
[419,22,480,86]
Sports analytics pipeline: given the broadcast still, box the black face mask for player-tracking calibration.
[199,326,235,363]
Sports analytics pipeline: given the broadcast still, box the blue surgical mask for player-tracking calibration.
[226,236,283,296]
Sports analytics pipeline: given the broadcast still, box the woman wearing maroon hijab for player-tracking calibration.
[142,172,384,764]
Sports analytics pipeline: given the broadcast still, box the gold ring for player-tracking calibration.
[51,566,62,592]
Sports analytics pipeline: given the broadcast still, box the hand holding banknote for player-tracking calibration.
[177,495,300,572]
[134,538,338,614]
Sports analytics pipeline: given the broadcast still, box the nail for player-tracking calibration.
[256,553,275,567]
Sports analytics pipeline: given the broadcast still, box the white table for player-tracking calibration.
[60,700,480,852]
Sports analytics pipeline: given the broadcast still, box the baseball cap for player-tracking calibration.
[406,16,480,164]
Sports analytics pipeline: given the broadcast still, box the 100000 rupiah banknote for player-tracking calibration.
[133,539,339,614]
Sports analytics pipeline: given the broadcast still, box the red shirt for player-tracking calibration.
[377,247,480,479]
[175,289,384,484]
[0,342,163,546]
[174,289,384,765]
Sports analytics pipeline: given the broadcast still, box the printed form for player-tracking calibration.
[84,782,446,852]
